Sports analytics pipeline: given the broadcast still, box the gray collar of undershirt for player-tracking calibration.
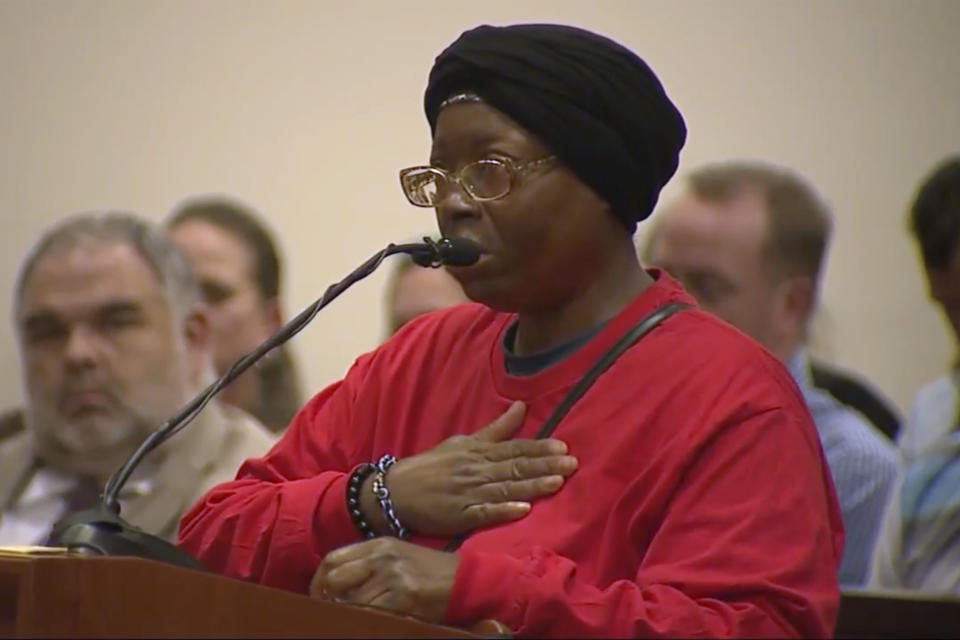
[502,320,608,376]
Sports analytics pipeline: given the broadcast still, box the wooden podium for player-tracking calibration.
[5,550,960,638]
[835,588,960,639]
[0,551,481,638]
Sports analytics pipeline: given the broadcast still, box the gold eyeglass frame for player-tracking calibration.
[399,155,557,207]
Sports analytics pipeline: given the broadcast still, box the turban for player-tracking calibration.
[425,24,687,232]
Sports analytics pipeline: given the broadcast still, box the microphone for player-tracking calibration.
[48,236,477,568]
[407,236,481,267]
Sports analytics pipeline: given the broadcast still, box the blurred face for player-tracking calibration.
[389,265,468,334]
[648,190,795,357]
[169,220,280,380]
[925,245,960,344]
[16,242,195,473]
[430,101,615,312]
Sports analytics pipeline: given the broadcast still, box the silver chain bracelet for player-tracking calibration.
[372,454,410,539]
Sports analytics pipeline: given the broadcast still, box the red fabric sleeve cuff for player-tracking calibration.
[446,548,528,630]
[312,469,367,551]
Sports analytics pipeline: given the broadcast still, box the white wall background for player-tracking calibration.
[1,0,958,414]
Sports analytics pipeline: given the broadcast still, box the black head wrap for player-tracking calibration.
[425,24,687,233]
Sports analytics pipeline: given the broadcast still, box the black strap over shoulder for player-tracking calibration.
[445,300,691,552]
[534,301,690,440]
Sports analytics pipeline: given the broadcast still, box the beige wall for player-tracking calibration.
[1,0,958,416]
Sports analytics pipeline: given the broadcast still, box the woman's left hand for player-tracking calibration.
[311,537,460,624]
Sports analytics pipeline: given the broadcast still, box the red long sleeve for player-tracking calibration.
[178,378,372,592]
[178,272,843,637]
[447,407,841,638]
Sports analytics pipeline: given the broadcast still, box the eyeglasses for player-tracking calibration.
[399,156,556,207]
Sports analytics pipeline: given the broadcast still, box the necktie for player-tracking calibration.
[42,476,102,545]
[63,476,102,512]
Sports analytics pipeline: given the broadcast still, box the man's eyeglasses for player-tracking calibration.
[399,156,556,207]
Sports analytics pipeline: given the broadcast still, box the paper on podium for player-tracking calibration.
[0,544,69,557]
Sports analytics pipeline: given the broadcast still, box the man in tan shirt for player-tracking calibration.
[0,212,274,543]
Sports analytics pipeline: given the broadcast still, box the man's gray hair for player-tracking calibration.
[14,211,200,317]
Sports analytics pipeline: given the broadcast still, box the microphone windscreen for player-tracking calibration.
[437,237,482,266]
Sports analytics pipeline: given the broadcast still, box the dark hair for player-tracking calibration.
[909,156,960,271]
[168,197,282,300]
[167,196,301,433]
[688,161,833,283]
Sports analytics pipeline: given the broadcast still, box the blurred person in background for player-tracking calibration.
[167,196,303,433]
[0,212,273,544]
[645,159,899,586]
[383,242,468,337]
[801,306,901,441]
[807,310,902,441]
[872,155,960,593]
[892,156,960,463]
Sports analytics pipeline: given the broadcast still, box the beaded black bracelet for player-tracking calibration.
[371,454,410,539]
[345,463,378,539]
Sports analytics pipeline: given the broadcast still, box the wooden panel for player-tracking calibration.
[837,589,960,639]
[0,556,30,638]
[7,555,476,639]
[12,555,960,638]
[0,572,20,638]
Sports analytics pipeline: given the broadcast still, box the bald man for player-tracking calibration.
[646,159,899,587]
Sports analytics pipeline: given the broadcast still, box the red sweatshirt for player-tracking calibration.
[179,271,843,638]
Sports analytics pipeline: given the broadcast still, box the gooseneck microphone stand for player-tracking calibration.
[47,237,479,569]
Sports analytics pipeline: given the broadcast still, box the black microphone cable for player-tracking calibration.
[101,237,479,511]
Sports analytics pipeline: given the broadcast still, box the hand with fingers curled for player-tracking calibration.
[311,538,459,624]
[358,400,579,538]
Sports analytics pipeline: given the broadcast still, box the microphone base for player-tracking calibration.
[48,504,205,571]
